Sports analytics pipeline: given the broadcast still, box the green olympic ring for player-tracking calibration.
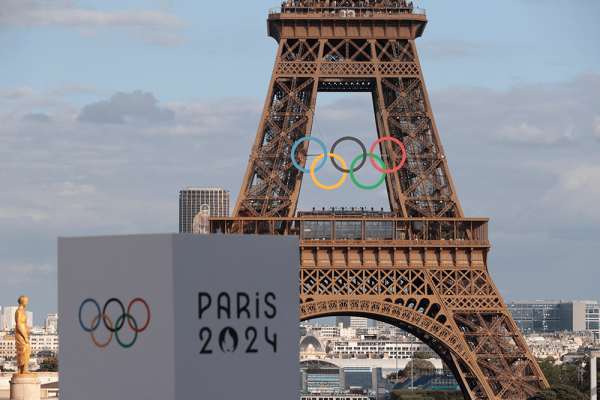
[350,153,386,190]
[114,313,138,348]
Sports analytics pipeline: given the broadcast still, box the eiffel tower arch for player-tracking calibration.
[210,2,549,399]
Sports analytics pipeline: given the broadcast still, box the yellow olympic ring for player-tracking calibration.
[311,153,347,190]
[91,313,113,348]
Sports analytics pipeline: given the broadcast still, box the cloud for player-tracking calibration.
[594,117,600,138]
[532,165,600,235]
[419,39,491,58]
[0,183,96,222]
[21,112,53,123]
[0,87,37,99]
[0,0,186,47]
[0,207,52,221]
[129,27,186,47]
[49,84,100,96]
[11,263,52,272]
[77,90,175,124]
[431,73,600,146]
[491,122,567,145]
[57,182,96,196]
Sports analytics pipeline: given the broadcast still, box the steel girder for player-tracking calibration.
[233,37,462,218]
[299,258,546,399]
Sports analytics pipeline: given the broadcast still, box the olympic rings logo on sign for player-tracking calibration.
[291,136,406,190]
[79,298,150,348]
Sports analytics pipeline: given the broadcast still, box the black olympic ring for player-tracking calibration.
[103,298,125,332]
[330,136,367,173]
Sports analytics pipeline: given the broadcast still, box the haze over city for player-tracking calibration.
[1,0,599,325]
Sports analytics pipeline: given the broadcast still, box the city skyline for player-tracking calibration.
[1,0,599,323]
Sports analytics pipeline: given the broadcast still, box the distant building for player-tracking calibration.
[25,311,33,329]
[307,324,339,338]
[332,339,436,360]
[0,308,33,330]
[0,333,59,357]
[1,307,18,331]
[179,187,229,233]
[45,313,58,332]
[507,300,599,338]
[336,316,368,329]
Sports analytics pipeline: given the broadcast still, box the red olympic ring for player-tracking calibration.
[127,298,150,333]
[369,137,406,173]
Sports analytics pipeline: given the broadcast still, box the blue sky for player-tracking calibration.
[0,0,599,325]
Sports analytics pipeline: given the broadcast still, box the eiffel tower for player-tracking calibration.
[209,1,549,398]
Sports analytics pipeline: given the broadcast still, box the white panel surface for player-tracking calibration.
[58,234,298,400]
[172,234,299,400]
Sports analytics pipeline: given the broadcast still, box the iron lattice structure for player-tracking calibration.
[214,2,549,399]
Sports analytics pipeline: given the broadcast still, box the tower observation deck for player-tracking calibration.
[268,1,427,43]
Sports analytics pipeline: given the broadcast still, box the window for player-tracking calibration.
[303,221,331,240]
[335,221,362,240]
[365,221,393,240]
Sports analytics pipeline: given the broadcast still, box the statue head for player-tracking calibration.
[18,295,28,306]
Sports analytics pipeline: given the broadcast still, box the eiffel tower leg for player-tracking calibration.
[370,39,464,218]
[372,75,409,217]
[299,244,549,399]
[233,39,322,218]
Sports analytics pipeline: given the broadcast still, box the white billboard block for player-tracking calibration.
[59,234,299,400]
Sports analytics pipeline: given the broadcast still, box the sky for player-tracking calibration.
[0,0,599,326]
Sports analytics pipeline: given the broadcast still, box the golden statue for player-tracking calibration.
[15,295,32,375]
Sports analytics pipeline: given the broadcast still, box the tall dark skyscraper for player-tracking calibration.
[179,187,229,233]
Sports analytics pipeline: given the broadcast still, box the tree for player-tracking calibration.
[536,357,584,392]
[527,385,587,400]
[391,389,463,400]
[537,358,562,387]
[413,351,433,359]
[38,357,58,372]
[403,358,436,376]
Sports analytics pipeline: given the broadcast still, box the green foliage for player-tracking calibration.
[527,384,587,400]
[537,357,582,390]
[403,359,436,376]
[413,351,434,359]
[533,354,600,398]
[391,389,463,400]
[38,357,58,372]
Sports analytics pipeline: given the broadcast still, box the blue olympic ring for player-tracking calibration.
[291,137,328,173]
[79,298,101,332]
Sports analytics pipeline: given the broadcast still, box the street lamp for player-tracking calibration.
[591,351,600,400]
[395,335,398,384]
[411,337,414,390]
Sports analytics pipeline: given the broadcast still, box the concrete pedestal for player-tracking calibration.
[9,374,40,400]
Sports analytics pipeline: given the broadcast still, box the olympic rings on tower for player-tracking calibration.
[79,298,150,348]
[291,135,406,190]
